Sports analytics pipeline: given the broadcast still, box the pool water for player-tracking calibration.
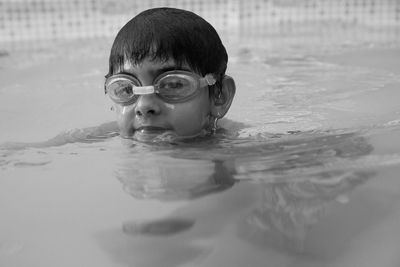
[1,32,400,267]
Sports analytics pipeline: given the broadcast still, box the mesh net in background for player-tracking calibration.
[0,0,399,50]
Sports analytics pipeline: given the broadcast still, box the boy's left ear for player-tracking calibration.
[210,75,236,119]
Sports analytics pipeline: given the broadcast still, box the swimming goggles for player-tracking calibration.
[105,70,216,105]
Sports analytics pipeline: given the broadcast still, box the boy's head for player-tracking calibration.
[105,7,235,141]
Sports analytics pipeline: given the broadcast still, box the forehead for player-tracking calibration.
[122,57,192,76]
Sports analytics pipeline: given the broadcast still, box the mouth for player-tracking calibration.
[135,126,168,135]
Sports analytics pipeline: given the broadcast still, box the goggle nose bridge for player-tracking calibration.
[133,85,156,95]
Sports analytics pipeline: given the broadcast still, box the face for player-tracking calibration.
[110,58,213,141]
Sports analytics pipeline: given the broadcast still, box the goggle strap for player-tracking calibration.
[133,85,155,95]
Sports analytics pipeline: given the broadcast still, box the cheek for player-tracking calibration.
[115,105,134,127]
[171,97,211,133]
[163,102,176,110]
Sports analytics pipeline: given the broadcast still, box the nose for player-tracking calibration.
[134,95,161,117]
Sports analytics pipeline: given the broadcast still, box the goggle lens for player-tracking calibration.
[157,73,197,101]
[106,77,140,104]
[105,71,215,105]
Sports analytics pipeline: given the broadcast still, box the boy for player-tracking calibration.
[104,7,236,141]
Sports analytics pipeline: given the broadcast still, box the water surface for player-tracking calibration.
[1,32,400,267]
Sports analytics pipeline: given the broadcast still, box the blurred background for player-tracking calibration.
[1,0,399,51]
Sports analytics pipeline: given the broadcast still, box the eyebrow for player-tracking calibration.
[151,66,192,78]
[116,65,193,81]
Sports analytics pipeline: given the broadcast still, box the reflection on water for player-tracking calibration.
[239,170,375,253]
[116,156,236,201]
[117,131,373,196]
[114,129,375,251]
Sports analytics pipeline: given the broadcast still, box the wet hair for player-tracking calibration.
[106,7,228,84]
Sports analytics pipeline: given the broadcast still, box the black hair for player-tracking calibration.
[106,7,228,84]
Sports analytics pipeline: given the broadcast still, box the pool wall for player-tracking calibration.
[1,0,399,50]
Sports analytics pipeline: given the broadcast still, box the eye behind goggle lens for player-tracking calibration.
[107,79,139,104]
[157,75,198,101]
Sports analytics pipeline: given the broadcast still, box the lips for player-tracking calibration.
[135,126,168,135]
